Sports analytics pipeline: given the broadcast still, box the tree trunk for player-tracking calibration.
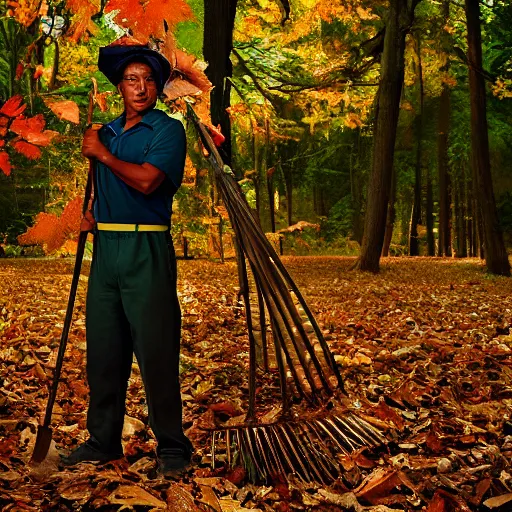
[350,135,364,244]
[284,167,293,227]
[454,174,467,257]
[467,176,475,257]
[203,0,238,169]
[357,0,418,272]
[465,0,510,275]
[252,120,261,216]
[426,165,435,255]
[264,118,276,233]
[49,39,59,90]
[437,0,452,257]
[382,167,397,257]
[409,34,424,256]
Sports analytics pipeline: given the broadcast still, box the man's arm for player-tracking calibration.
[82,128,165,195]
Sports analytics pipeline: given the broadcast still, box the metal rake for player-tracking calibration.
[186,103,387,483]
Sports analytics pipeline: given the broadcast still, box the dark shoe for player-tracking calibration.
[61,441,123,466]
[157,451,191,478]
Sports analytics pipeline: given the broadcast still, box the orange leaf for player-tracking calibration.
[108,34,146,47]
[45,99,80,124]
[13,141,42,160]
[0,151,12,176]
[94,93,109,113]
[65,0,101,43]
[33,65,44,79]
[10,114,45,136]
[10,115,58,146]
[174,49,212,92]
[163,77,203,102]
[105,0,193,41]
[0,95,26,118]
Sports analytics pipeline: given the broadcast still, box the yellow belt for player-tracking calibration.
[97,223,168,232]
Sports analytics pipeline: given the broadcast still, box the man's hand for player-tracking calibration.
[80,209,96,232]
[82,127,108,160]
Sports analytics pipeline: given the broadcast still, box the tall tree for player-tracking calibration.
[437,0,452,257]
[409,34,424,256]
[465,0,510,276]
[356,0,422,272]
[203,0,238,168]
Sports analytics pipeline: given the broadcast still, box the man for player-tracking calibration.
[63,41,193,476]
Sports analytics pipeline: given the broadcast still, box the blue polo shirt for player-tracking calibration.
[93,109,186,225]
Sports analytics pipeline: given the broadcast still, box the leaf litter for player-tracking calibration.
[0,256,511,510]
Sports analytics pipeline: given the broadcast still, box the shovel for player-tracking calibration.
[31,94,97,464]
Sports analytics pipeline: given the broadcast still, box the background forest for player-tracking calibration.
[0,0,511,273]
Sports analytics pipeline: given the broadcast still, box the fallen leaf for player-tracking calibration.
[108,484,166,507]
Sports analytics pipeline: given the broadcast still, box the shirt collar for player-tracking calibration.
[105,109,157,136]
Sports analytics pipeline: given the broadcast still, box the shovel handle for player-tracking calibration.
[40,90,97,429]
[42,173,92,428]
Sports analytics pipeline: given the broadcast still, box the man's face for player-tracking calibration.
[118,61,158,116]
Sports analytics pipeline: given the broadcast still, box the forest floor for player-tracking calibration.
[0,256,511,511]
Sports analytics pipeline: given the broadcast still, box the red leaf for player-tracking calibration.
[45,99,80,124]
[207,124,225,147]
[10,115,58,146]
[0,95,26,118]
[209,402,240,418]
[225,467,246,485]
[15,63,24,80]
[0,151,12,176]
[13,141,42,160]
[0,140,5,148]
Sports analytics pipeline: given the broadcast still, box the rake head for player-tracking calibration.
[209,412,387,485]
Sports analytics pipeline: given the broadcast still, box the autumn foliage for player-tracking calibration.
[104,0,193,41]
[17,196,82,254]
[0,96,59,176]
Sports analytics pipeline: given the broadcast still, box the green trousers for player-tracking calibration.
[86,230,192,458]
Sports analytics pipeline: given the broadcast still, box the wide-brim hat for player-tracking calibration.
[98,44,172,93]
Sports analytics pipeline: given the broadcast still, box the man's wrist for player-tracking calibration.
[97,148,113,166]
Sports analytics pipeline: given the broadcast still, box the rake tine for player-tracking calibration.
[254,427,280,479]
[243,427,266,480]
[262,426,288,478]
[276,424,313,481]
[315,418,357,453]
[332,415,378,447]
[211,430,217,470]
[343,414,387,445]
[291,425,332,485]
[269,425,296,476]
[325,417,365,448]
[226,429,232,467]
[299,423,339,482]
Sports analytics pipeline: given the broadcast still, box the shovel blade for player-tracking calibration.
[30,425,53,464]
